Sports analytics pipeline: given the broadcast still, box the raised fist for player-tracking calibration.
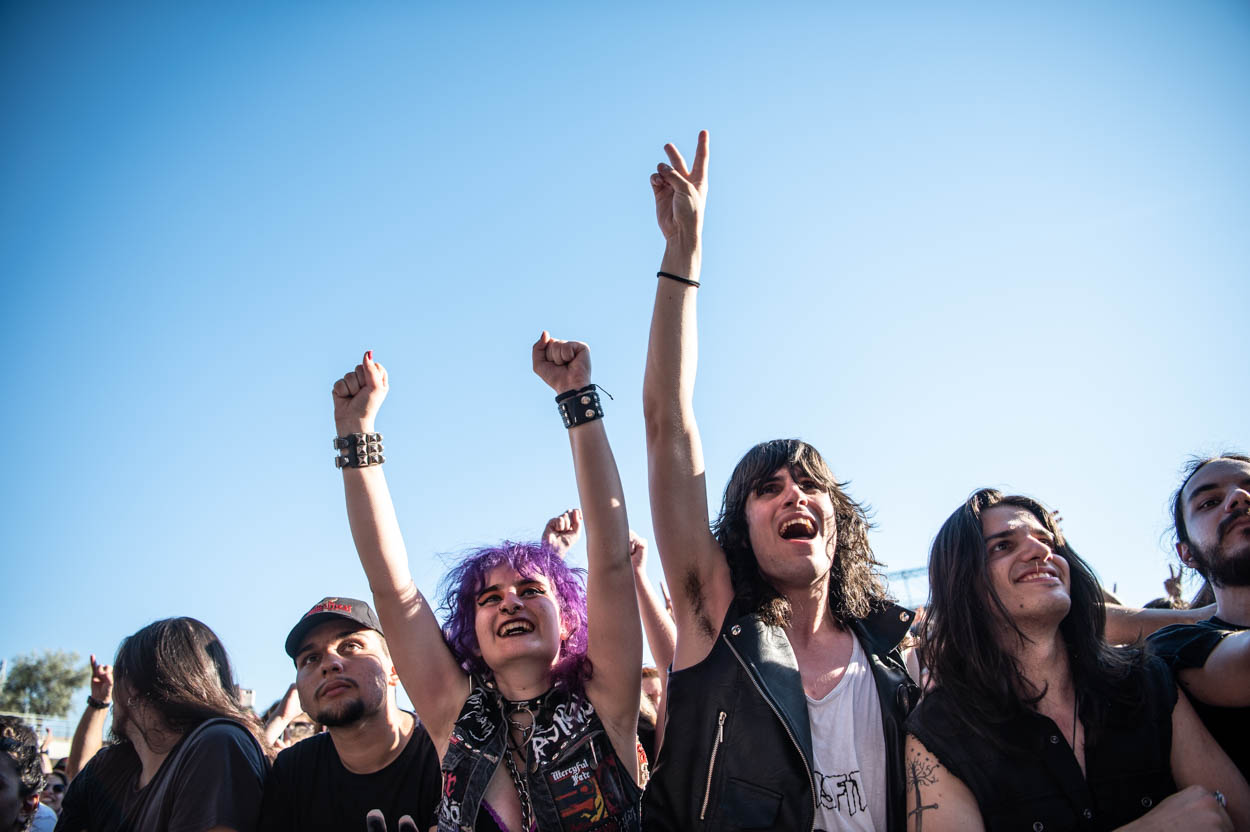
[332,350,389,435]
[532,332,591,395]
[89,654,114,703]
[544,508,582,557]
[628,531,648,571]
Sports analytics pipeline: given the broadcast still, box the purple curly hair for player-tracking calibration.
[439,541,591,692]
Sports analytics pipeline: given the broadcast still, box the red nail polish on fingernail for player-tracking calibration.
[365,350,373,361]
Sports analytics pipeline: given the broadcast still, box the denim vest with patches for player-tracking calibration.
[436,678,641,832]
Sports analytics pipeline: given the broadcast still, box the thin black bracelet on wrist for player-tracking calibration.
[555,384,613,429]
[657,270,700,288]
[86,695,110,710]
[333,432,385,469]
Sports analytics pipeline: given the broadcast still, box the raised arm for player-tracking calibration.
[641,130,734,669]
[1105,603,1217,645]
[263,684,305,748]
[531,333,642,766]
[543,508,582,558]
[628,531,675,753]
[332,351,468,750]
[628,532,676,675]
[66,654,112,780]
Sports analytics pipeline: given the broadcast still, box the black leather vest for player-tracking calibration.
[436,679,642,832]
[642,602,919,831]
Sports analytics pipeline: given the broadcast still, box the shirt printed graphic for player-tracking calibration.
[815,768,868,817]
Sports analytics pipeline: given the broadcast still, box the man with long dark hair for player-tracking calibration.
[904,489,1248,831]
[55,617,268,832]
[1149,453,1250,776]
[640,130,917,831]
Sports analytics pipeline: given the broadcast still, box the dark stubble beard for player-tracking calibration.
[314,697,368,728]
[1189,525,1250,588]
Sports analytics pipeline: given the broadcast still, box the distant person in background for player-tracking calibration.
[0,716,44,832]
[905,489,1248,831]
[637,667,662,765]
[1150,453,1250,776]
[1144,566,1190,610]
[257,597,441,832]
[65,655,113,781]
[259,686,321,753]
[37,770,66,817]
[55,618,268,832]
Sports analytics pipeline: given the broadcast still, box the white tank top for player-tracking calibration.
[804,633,887,832]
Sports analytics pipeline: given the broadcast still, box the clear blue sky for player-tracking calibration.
[3,1,1247,719]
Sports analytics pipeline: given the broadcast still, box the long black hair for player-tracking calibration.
[920,489,1142,743]
[713,439,889,627]
[112,617,270,756]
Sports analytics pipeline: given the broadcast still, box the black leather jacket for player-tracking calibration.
[642,602,919,831]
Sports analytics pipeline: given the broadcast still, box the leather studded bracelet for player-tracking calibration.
[555,385,605,429]
[333,432,385,468]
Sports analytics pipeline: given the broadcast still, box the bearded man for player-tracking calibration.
[1150,453,1250,776]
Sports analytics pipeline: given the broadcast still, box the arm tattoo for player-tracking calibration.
[906,750,940,832]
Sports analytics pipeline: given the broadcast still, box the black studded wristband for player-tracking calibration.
[333,432,385,468]
[555,385,605,429]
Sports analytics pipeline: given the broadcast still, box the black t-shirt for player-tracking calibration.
[55,718,267,832]
[1148,615,1250,775]
[906,655,1178,832]
[257,716,441,832]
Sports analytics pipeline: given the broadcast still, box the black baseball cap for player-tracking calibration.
[285,596,384,659]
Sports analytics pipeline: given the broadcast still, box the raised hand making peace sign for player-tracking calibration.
[650,130,709,247]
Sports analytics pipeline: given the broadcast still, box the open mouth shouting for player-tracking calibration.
[778,514,819,541]
[497,618,536,638]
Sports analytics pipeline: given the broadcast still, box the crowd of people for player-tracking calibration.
[5,132,1248,832]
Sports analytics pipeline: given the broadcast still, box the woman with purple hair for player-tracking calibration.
[329,335,642,832]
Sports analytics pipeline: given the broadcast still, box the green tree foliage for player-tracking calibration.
[0,650,90,717]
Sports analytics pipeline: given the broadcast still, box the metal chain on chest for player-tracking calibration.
[501,701,537,832]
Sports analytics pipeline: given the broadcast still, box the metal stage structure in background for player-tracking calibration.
[884,566,929,612]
